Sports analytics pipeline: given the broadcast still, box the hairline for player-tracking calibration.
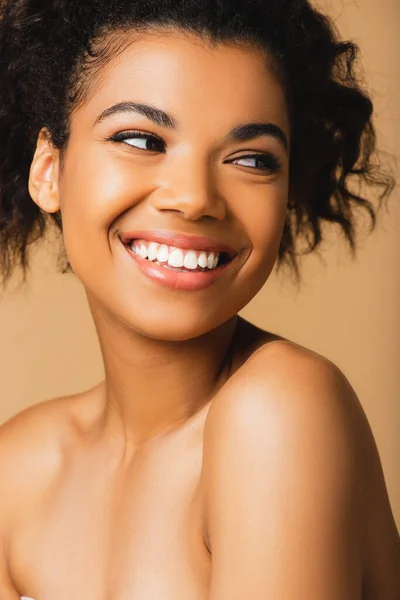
[64,24,290,137]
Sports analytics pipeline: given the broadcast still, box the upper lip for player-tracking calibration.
[118,229,238,256]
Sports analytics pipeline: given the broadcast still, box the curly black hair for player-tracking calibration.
[0,0,396,289]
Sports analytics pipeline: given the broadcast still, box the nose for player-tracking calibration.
[149,157,227,221]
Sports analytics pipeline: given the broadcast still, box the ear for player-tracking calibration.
[28,128,61,213]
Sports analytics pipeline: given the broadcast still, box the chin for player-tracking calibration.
[90,281,245,342]
[78,255,270,342]
[116,301,239,342]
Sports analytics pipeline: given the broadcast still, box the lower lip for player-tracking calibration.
[123,243,237,291]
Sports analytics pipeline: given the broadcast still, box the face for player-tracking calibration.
[30,29,290,341]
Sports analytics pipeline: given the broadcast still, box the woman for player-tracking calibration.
[0,0,399,598]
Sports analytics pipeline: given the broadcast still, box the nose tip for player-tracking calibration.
[149,165,227,221]
[161,192,226,221]
[151,190,227,221]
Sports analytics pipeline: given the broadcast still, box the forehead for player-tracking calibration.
[73,29,290,136]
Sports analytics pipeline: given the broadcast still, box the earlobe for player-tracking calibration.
[28,128,61,214]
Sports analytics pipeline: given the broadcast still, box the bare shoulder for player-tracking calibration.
[204,334,368,501]
[0,388,101,528]
[0,396,69,593]
[218,335,374,506]
[0,389,104,594]
[207,334,382,513]
[0,397,70,512]
[217,334,367,428]
[202,336,400,596]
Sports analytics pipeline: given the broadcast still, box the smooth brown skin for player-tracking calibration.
[0,29,399,600]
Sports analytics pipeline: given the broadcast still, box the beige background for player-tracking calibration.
[1,0,399,528]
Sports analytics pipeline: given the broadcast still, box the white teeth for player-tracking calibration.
[130,239,225,270]
[207,252,215,269]
[148,241,159,261]
[168,248,184,268]
[156,244,169,263]
[183,250,198,270]
[197,252,208,269]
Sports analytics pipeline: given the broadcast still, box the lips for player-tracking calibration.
[118,229,238,257]
[118,229,241,291]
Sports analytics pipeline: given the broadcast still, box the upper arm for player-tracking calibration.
[202,346,363,600]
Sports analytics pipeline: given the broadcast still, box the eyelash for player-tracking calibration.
[106,130,282,174]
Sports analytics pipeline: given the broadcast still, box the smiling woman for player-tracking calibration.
[0,0,399,599]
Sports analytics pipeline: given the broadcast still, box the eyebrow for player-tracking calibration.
[94,101,289,152]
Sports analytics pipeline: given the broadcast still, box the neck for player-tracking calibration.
[87,294,238,450]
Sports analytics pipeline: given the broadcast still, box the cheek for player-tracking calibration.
[57,145,152,274]
[59,144,151,228]
[235,181,288,269]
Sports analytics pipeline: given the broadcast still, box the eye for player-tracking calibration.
[107,130,165,152]
[228,153,282,174]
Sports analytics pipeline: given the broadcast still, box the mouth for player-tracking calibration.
[125,239,236,273]
[118,231,241,291]
[118,230,239,273]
